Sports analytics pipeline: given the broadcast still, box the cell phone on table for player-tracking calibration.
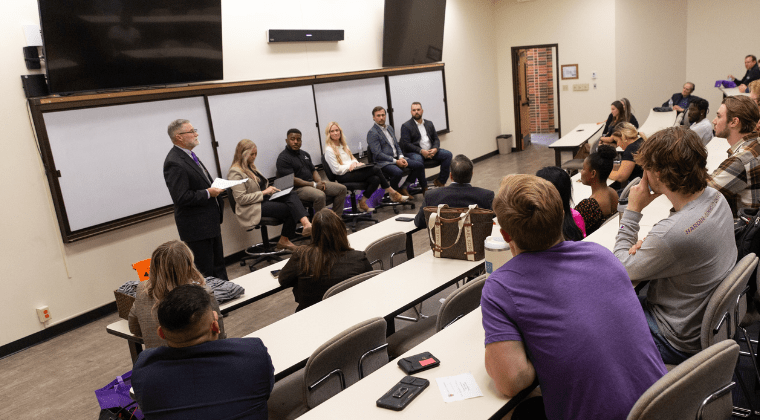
[395,217,414,222]
[376,376,429,411]
[270,269,281,278]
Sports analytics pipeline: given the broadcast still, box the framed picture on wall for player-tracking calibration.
[561,64,578,80]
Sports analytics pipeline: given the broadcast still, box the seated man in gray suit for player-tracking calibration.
[367,106,425,197]
[132,284,274,420]
[414,154,495,228]
[400,102,453,191]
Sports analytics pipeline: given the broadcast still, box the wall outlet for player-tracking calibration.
[36,306,51,323]
[573,83,589,91]
[562,85,568,91]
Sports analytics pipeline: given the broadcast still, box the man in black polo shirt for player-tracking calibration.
[728,55,760,93]
[276,128,347,216]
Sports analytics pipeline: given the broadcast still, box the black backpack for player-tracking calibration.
[734,207,760,300]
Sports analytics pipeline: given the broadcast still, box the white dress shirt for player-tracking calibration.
[416,119,432,150]
[376,123,402,159]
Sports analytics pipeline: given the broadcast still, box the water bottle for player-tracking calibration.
[359,142,364,158]
[668,98,673,110]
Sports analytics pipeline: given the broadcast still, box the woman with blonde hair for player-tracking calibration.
[278,208,372,312]
[324,121,407,212]
[228,139,312,251]
[128,240,226,348]
[608,122,646,192]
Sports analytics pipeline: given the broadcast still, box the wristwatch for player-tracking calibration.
[313,181,317,188]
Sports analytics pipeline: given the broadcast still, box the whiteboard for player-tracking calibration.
[43,97,213,232]
[314,77,388,155]
[388,70,448,132]
[208,86,321,179]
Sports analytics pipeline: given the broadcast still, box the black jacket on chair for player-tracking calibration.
[163,146,224,242]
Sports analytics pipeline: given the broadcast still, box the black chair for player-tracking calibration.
[364,148,415,215]
[226,189,290,272]
[321,154,378,232]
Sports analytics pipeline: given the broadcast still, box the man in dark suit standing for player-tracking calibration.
[367,106,425,197]
[400,102,453,192]
[414,154,494,228]
[163,119,228,280]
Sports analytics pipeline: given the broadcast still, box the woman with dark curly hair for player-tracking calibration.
[575,145,619,235]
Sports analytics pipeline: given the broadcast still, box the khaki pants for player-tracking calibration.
[295,181,348,216]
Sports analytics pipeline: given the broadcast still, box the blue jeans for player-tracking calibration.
[382,158,425,190]
[639,297,694,365]
[407,148,453,186]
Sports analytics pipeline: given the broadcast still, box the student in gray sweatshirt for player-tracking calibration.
[613,127,736,365]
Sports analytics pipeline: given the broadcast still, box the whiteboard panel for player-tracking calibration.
[388,70,448,132]
[43,97,213,232]
[314,77,388,155]
[208,86,321,179]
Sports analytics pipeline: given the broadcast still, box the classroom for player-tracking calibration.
[1,0,758,418]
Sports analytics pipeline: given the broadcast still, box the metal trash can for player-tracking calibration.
[496,134,512,155]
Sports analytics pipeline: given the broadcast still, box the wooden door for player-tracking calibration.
[517,50,531,150]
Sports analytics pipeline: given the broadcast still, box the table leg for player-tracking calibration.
[128,341,143,364]
[554,149,562,167]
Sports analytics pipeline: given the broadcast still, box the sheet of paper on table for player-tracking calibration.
[436,373,484,403]
[211,178,247,189]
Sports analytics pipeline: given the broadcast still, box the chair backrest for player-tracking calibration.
[131,258,151,281]
[323,270,383,300]
[626,340,738,420]
[304,317,388,408]
[364,232,407,270]
[226,188,237,212]
[320,154,337,182]
[436,275,487,332]
[701,253,758,349]
[618,177,641,203]
[588,126,604,154]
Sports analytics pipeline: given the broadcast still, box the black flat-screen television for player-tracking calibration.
[382,0,446,67]
[37,0,223,95]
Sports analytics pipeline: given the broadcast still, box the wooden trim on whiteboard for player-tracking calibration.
[29,63,449,242]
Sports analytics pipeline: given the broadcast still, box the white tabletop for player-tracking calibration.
[549,123,604,148]
[348,217,419,251]
[638,109,677,138]
[299,309,514,419]
[718,86,750,97]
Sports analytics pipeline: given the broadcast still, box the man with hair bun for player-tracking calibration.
[707,95,760,216]
[482,174,665,420]
[616,127,736,365]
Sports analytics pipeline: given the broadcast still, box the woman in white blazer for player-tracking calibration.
[324,121,407,211]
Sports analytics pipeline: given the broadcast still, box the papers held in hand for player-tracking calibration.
[211,178,247,189]
[270,174,294,200]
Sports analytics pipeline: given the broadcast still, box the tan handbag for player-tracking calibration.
[424,204,495,261]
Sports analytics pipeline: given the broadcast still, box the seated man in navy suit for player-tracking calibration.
[414,154,494,228]
[132,284,274,420]
[367,106,425,197]
[400,102,453,192]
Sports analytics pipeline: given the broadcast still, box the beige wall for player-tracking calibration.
[0,0,501,347]
[686,0,759,122]
[615,0,687,116]
[494,0,617,144]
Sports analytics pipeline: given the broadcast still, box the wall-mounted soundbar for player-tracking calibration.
[267,29,344,43]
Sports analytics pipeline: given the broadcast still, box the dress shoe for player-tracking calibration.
[434,179,446,188]
[275,241,297,252]
[390,191,409,203]
[398,188,411,197]
[301,226,312,237]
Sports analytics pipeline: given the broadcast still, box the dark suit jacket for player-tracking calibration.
[662,93,701,109]
[163,146,223,242]
[399,118,440,154]
[414,183,495,228]
[367,124,403,169]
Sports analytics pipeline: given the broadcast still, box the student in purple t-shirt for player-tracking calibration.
[481,174,667,420]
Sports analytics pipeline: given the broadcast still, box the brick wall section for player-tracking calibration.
[526,48,555,133]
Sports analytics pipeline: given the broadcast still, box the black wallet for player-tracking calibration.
[376,376,429,411]
[397,352,440,374]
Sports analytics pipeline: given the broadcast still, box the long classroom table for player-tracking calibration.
[548,123,604,166]
[107,216,422,362]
